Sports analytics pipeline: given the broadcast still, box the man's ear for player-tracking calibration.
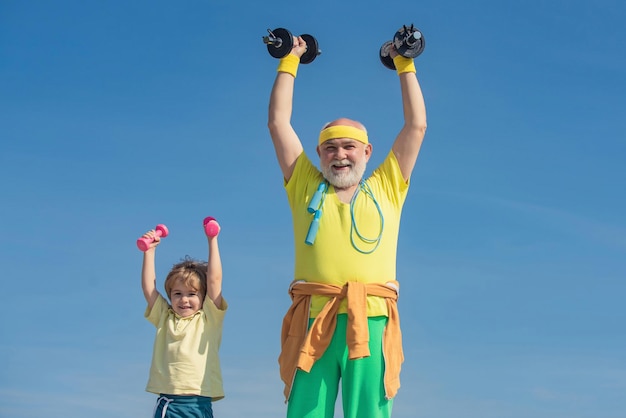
[364,143,373,160]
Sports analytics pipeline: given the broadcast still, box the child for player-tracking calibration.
[139,218,226,418]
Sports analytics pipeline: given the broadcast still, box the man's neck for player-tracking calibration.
[333,183,359,204]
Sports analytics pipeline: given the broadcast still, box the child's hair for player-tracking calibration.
[164,256,208,300]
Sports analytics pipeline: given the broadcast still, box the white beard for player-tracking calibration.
[321,159,367,189]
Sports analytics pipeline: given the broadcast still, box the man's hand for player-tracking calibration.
[291,36,308,59]
[389,43,399,59]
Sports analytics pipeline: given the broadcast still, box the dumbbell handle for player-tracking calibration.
[136,224,168,252]
[263,29,283,47]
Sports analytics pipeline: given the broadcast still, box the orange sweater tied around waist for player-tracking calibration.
[278,280,404,402]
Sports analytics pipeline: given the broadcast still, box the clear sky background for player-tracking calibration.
[1,1,625,417]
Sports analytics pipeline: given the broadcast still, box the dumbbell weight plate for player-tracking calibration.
[393,25,425,59]
[266,27,293,59]
[300,34,320,64]
[155,224,169,238]
[379,41,396,70]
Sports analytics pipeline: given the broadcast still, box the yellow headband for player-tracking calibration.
[318,125,369,145]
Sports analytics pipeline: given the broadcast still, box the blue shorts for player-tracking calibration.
[153,394,213,418]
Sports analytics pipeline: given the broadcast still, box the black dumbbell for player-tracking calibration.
[379,24,425,70]
[263,27,321,64]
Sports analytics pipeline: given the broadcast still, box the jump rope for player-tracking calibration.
[305,180,384,254]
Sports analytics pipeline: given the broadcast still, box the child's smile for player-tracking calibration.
[170,283,203,318]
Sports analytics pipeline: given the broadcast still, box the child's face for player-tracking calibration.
[170,282,203,318]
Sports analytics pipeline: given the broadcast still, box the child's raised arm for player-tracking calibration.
[140,230,160,309]
[204,218,223,308]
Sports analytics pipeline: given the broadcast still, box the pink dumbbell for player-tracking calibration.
[136,224,169,251]
[203,216,220,237]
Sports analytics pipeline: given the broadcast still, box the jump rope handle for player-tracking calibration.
[305,211,321,245]
[307,182,327,213]
[203,217,221,237]
[136,224,169,252]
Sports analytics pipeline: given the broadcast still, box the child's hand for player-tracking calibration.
[203,217,220,238]
[142,230,161,250]
[137,224,168,252]
[137,224,169,251]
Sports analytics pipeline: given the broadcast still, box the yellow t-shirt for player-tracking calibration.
[285,151,409,317]
[145,294,227,399]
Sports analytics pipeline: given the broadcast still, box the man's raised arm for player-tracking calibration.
[267,37,308,182]
[390,52,428,181]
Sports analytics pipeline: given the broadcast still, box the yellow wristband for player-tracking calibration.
[277,54,300,78]
[393,55,416,74]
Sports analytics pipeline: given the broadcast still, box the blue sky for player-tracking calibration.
[1,0,625,417]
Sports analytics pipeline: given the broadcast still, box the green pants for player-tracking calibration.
[287,315,393,418]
